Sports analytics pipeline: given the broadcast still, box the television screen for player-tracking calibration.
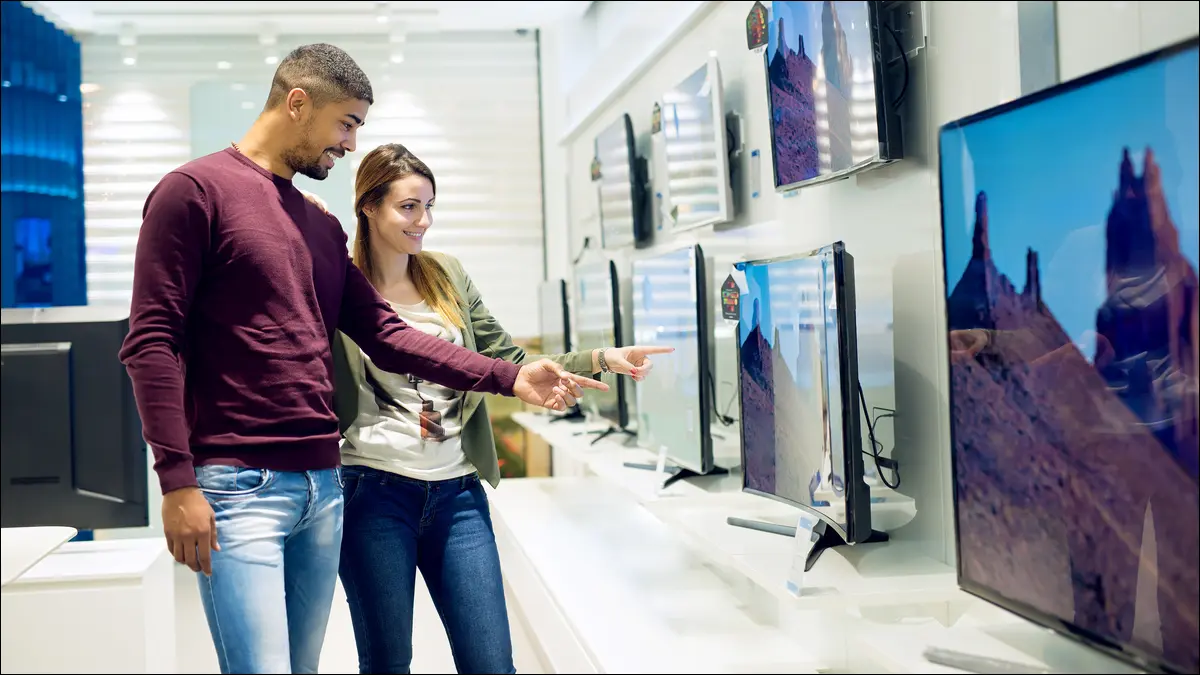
[632,245,711,474]
[939,38,1199,675]
[538,279,571,355]
[573,259,626,428]
[737,243,867,540]
[766,1,889,191]
[595,114,645,250]
[661,56,734,232]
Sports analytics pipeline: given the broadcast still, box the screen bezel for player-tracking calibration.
[631,244,714,475]
[936,35,1200,675]
[734,242,868,543]
[597,113,648,250]
[764,0,891,193]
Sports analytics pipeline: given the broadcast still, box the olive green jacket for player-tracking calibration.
[332,251,594,488]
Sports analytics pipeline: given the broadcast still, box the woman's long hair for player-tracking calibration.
[352,143,464,329]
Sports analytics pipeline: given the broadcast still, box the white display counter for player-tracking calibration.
[0,537,177,674]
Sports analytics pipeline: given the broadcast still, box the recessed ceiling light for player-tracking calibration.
[218,61,232,70]
[265,55,279,65]
[80,83,101,94]
[123,56,137,66]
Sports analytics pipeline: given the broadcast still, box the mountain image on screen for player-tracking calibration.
[946,148,1199,673]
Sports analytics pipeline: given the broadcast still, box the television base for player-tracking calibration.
[623,462,730,489]
[548,407,585,424]
[726,517,889,571]
[577,426,636,446]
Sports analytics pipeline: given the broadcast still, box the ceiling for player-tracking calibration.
[28,1,593,36]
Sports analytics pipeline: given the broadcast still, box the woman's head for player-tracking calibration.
[352,143,463,328]
[353,143,436,272]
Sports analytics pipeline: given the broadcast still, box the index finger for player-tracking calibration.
[635,345,675,355]
[563,372,610,392]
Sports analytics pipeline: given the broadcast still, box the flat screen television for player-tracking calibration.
[631,244,717,481]
[733,242,885,569]
[539,278,582,420]
[595,113,650,250]
[660,55,734,232]
[573,259,629,433]
[1,306,148,530]
[938,37,1199,675]
[765,1,901,192]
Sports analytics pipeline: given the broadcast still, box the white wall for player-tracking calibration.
[550,0,1198,566]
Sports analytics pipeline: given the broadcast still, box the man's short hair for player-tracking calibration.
[265,43,374,110]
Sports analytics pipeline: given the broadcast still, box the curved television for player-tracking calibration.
[736,243,877,549]
[939,37,1199,675]
[765,1,901,192]
[660,55,734,232]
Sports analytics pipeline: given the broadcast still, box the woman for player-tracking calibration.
[319,143,668,674]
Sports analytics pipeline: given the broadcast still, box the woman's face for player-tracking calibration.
[365,173,436,257]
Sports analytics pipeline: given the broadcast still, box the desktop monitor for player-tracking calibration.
[660,55,734,232]
[1,306,148,529]
[573,259,628,429]
[765,1,902,192]
[939,37,1199,675]
[631,244,714,475]
[539,278,580,418]
[735,242,880,563]
[595,113,650,249]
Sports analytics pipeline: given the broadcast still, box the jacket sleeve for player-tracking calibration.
[451,256,594,376]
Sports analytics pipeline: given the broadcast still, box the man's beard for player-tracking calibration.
[282,129,333,180]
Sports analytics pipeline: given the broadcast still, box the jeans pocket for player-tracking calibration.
[334,466,346,490]
[195,465,274,497]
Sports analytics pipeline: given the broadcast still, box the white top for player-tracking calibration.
[1,526,77,587]
[340,300,475,481]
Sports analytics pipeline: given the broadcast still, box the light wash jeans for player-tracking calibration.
[194,464,344,674]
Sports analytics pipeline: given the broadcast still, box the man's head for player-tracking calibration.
[264,43,373,180]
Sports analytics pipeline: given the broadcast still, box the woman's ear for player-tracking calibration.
[361,204,376,219]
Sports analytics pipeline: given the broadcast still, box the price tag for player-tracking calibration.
[785,513,820,597]
[746,1,769,54]
[750,149,762,199]
[654,444,670,495]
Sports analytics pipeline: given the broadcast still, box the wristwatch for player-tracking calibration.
[598,348,611,374]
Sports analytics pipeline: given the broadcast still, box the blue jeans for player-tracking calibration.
[338,466,515,674]
[194,464,344,674]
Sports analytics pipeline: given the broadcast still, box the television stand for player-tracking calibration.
[576,426,636,446]
[622,462,730,489]
[726,516,888,571]
[548,407,586,424]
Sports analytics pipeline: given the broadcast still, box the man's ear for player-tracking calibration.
[285,88,310,121]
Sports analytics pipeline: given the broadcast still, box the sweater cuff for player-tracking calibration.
[493,359,521,396]
[156,457,199,495]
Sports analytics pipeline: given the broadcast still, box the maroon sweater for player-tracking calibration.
[119,148,520,494]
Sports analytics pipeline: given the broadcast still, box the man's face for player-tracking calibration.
[283,94,370,180]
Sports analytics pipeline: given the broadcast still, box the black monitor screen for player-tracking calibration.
[939,39,1199,674]
[538,279,570,355]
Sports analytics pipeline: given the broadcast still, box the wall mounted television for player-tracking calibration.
[732,242,885,570]
[595,113,650,250]
[660,55,735,233]
[631,244,723,486]
[939,36,1199,675]
[573,258,630,439]
[765,1,903,192]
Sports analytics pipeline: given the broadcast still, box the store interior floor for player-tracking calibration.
[169,561,544,674]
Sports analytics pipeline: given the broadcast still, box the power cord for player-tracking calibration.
[708,371,737,427]
[572,237,592,265]
[858,381,900,490]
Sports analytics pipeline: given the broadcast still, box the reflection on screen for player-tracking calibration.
[767,1,880,188]
[538,280,568,355]
[738,246,849,527]
[633,246,705,472]
[940,43,1199,674]
[574,261,621,425]
[662,62,729,231]
[596,116,637,250]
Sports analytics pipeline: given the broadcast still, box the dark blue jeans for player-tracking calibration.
[338,466,516,675]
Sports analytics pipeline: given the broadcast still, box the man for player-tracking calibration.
[118,43,602,675]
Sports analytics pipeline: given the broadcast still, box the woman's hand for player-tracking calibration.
[299,188,331,214]
[593,346,675,382]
